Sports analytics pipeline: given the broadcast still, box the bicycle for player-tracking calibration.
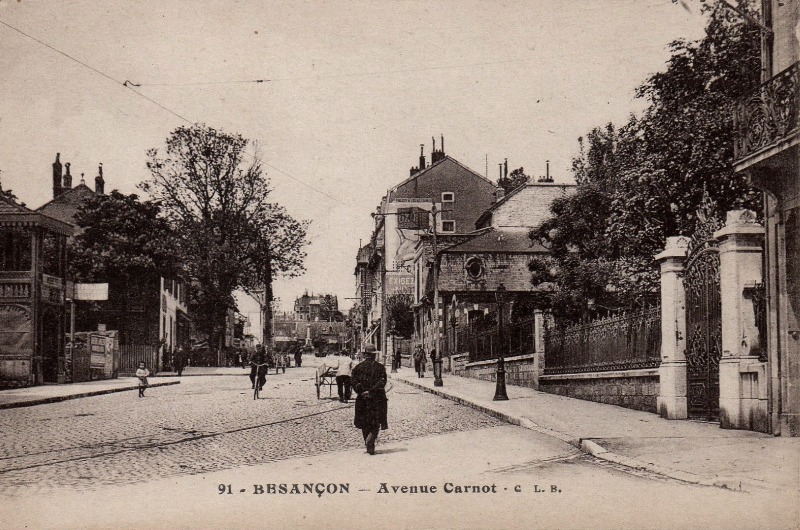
[251,362,268,400]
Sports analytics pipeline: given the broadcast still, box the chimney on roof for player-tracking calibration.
[95,163,105,195]
[419,144,426,170]
[431,134,446,164]
[63,162,72,189]
[52,153,63,198]
[495,187,505,202]
[504,158,508,178]
[537,159,554,183]
[498,163,503,180]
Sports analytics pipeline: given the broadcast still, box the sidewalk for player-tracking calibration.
[152,366,252,377]
[392,369,800,493]
[0,378,180,409]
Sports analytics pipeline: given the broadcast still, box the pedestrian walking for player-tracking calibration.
[429,348,437,371]
[174,347,186,377]
[350,344,388,455]
[393,348,402,371]
[294,349,302,368]
[136,362,150,398]
[334,352,353,403]
[413,346,425,378]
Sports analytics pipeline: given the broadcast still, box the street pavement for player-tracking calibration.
[0,358,797,529]
[392,368,800,494]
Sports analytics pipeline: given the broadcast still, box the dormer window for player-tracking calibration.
[441,192,454,203]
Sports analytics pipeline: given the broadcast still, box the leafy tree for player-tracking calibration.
[141,124,309,348]
[530,1,762,321]
[67,191,182,343]
[0,187,24,206]
[386,293,414,338]
[498,167,530,194]
[69,190,181,282]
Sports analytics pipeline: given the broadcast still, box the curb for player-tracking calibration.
[150,373,251,377]
[394,376,749,491]
[0,381,181,410]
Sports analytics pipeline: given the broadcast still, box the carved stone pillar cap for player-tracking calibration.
[655,236,690,261]
[725,209,759,226]
[714,209,764,239]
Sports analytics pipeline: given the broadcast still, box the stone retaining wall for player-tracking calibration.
[454,353,541,389]
[539,369,659,412]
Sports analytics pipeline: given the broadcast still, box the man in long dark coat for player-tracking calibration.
[350,344,388,455]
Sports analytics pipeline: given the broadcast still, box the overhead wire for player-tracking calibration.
[0,18,348,206]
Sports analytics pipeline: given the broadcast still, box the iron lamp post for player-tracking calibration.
[494,283,509,401]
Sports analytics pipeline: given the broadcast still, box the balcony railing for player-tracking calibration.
[734,61,799,161]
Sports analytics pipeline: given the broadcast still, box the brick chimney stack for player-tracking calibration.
[431,134,446,164]
[63,162,72,190]
[95,163,105,195]
[52,153,63,198]
[419,144,426,171]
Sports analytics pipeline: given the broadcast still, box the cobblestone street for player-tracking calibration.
[0,362,502,495]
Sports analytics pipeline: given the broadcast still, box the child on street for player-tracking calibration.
[136,362,150,397]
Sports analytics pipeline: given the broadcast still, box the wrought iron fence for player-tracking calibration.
[544,306,661,374]
[734,61,799,161]
[459,316,536,363]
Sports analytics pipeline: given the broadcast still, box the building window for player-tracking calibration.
[441,192,454,202]
[465,257,485,281]
[441,220,455,232]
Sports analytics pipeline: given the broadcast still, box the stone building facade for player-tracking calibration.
[360,138,497,361]
[730,0,799,436]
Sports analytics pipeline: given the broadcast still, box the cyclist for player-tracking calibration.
[249,345,268,392]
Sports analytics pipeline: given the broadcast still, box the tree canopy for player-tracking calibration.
[530,1,762,321]
[498,167,530,195]
[141,124,309,345]
[69,190,182,283]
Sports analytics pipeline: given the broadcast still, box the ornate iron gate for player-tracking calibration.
[684,235,722,421]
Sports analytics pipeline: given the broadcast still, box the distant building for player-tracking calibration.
[411,168,575,382]
[361,137,498,359]
[272,311,346,354]
[293,291,342,321]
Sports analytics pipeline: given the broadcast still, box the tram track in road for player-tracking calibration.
[0,402,353,475]
[0,374,342,466]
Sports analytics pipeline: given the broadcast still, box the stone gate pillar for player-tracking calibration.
[714,210,768,431]
[656,236,690,419]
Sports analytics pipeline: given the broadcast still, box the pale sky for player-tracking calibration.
[0,0,707,315]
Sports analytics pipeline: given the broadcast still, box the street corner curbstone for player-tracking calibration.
[580,439,608,456]
[0,380,181,410]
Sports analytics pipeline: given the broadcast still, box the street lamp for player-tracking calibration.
[494,283,509,401]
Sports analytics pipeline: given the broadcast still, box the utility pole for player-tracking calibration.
[431,204,443,387]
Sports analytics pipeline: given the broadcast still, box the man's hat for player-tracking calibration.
[363,344,377,355]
